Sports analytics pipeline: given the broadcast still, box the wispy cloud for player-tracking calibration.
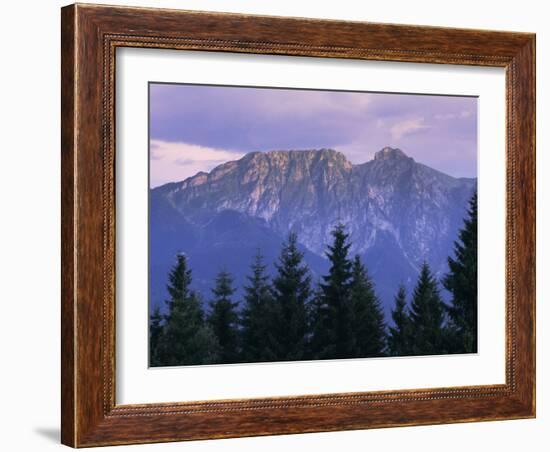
[256,90,373,118]
[434,109,474,120]
[150,140,245,187]
[390,117,430,140]
[150,84,478,178]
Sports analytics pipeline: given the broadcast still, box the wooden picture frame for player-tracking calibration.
[61,3,535,447]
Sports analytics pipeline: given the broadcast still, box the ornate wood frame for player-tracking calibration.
[61,3,536,447]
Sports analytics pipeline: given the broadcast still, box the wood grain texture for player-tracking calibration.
[60,3,536,447]
[60,5,76,447]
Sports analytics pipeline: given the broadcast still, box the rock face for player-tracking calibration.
[150,148,476,314]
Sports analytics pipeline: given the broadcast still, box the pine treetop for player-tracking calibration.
[273,232,311,297]
[211,270,237,303]
[321,223,353,292]
[271,233,311,361]
[166,253,193,308]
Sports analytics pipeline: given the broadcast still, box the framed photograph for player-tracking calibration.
[61,3,535,447]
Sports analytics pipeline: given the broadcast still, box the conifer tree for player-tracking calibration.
[388,285,412,356]
[271,233,311,361]
[311,224,354,359]
[208,270,240,363]
[154,253,219,366]
[307,282,329,359]
[409,263,446,355]
[149,306,163,366]
[240,251,277,362]
[349,255,387,357]
[165,252,192,310]
[443,192,478,353]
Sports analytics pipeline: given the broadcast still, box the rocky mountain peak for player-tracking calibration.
[151,147,476,314]
[247,148,349,163]
[238,148,353,175]
[374,147,410,161]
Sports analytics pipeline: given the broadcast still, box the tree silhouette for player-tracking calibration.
[271,233,311,361]
[310,224,354,358]
[153,253,219,366]
[443,192,478,353]
[208,270,240,363]
[349,255,387,357]
[149,203,480,365]
[409,263,446,355]
[148,305,163,366]
[240,251,278,362]
[388,285,412,356]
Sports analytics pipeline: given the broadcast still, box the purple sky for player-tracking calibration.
[149,83,477,187]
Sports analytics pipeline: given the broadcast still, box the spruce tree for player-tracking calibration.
[271,233,311,361]
[443,192,478,353]
[166,252,192,311]
[308,282,330,360]
[349,255,387,357]
[388,285,412,356]
[154,253,219,366]
[240,251,277,362]
[311,224,354,359]
[149,306,163,366]
[409,263,446,355]
[208,270,240,364]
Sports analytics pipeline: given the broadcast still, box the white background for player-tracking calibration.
[117,49,506,404]
[0,0,546,451]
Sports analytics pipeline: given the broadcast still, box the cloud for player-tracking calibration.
[390,117,430,140]
[149,84,376,151]
[434,109,474,120]
[149,84,478,178]
[256,90,372,118]
[150,140,245,187]
[434,112,457,120]
[335,141,377,164]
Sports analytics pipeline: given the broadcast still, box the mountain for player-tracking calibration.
[150,147,476,316]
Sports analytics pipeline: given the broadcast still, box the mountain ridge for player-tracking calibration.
[158,147,472,192]
[150,147,476,315]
